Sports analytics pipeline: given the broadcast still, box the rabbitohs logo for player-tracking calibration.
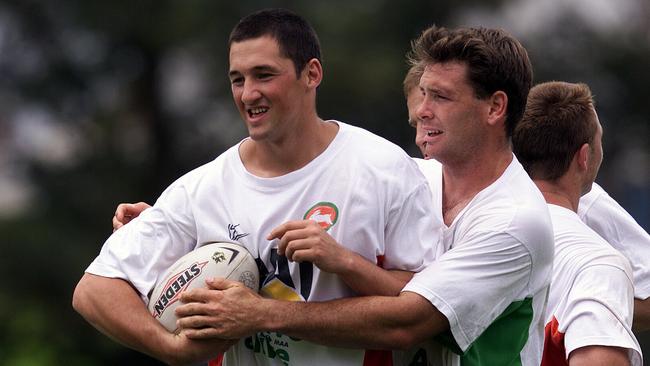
[303,202,339,231]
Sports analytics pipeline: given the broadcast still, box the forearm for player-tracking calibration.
[569,345,630,366]
[633,298,650,332]
[338,251,413,296]
[258,292,448,349]
[72,273,232,364]
[73,274,176,361]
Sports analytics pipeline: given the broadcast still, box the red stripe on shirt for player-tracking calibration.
[541,316,567,366]
[364,350,394,366]
[208,354,223,366]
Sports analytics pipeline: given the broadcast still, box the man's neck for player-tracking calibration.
[534,180,580,212]
[241,118,338,178]
[441,147,513,225]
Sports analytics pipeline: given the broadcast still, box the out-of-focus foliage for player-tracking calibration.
[0,0,648,364]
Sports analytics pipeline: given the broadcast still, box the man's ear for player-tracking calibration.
[304,58,323,89]
[576,143,590,171]
[486,90,508,127]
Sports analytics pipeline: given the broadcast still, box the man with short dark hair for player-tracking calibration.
[73,8,439,365]
[513,81,642,366]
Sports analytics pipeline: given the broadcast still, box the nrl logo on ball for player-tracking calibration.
[212,251,227,263]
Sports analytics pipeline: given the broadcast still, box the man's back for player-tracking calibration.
[542,204,642,366]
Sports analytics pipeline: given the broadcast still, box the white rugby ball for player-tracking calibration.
[147,242,259,333]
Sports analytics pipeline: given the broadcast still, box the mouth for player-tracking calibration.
[426,129,442,137]
[247,107,269,119]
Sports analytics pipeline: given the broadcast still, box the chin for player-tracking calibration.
[245,125,269,140]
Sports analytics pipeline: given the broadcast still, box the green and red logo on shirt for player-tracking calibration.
[303,202,339,231]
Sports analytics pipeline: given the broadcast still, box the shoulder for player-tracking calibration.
[578,182,607,217]
[154,144,239,204]
[468,160,550,236]
[458,159,553,265]
[335,121,424,181]
[552,208,632,275]
[336,121,411,161]
[412,157,442,177]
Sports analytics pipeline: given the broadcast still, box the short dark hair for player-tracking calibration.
[513,81,597,180]
[409,26,533,137]
[228,8,322,77]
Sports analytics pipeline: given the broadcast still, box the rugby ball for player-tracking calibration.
[147,242,259,333]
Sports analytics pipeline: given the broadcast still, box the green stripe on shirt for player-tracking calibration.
[435,298,534,366]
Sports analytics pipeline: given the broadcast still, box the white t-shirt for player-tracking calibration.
[579,182,650,299]
[399,156,554,366]
[86,121,441,366]
[542,204,642,366]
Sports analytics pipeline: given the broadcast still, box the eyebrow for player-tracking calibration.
[229,65,279,77]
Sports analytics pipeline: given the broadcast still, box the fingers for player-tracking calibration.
[112,217,123,232]
[205,277,240,291]
[282,238,316,262]
[277,228,315,256]
[178,278,244,309]
[267,220,315,241]
[113,201,152,231]
[269,220,323,254]
[182,326,225,340]
[176,315,237,340]
[267,220,293,241]
[179,286,214,304]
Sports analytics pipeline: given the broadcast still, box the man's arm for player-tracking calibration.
[269,220,414,296]
[176,278,449,349]
[568,345,630,366]
[73,273,234,365]
[265,291,449,349]
[633,298,650,332]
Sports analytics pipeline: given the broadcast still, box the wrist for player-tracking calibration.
[337,248,361,276]
[258,298,285,332]
[155,331,180,365]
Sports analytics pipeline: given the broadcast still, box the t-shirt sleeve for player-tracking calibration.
[402,230,532,352]
[85,184,198,301]
[561,262,642,366]
[579,188,650,299]
[382,163,440,272]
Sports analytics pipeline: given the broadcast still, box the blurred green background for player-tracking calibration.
[1,0,648,364]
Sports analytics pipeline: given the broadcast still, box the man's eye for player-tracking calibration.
[432,93,448,101]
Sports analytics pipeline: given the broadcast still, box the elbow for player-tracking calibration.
[389,328,427,350]
[72,275,92,317]
[381,293,447,350]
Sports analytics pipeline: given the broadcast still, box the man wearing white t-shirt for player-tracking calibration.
[579,182,650,332]
[513,81,642,365]
[402,55,650,339]
[72,9,440,365]
[178,25,554,366]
